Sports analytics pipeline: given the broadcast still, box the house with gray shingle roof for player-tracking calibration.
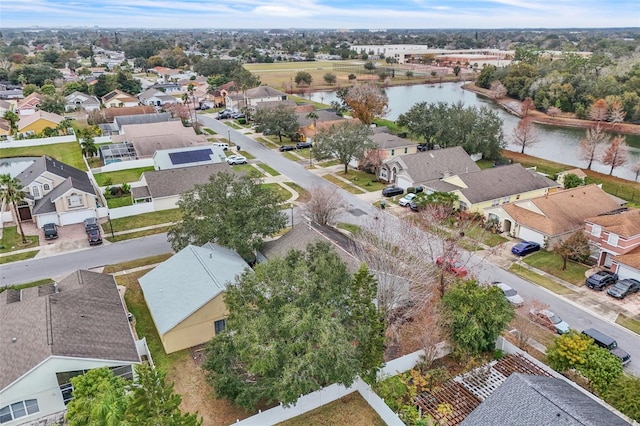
[64,91,101,112]
[138,243,251,353]
[0,270,147,426]
[138,88,180,107]
[225,85,288,111]
[10,156,98,227]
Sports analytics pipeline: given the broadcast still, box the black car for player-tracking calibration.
[217,111,232,119]
[296,142,313,149]
[382,186,404,197]
[279,145,296,152]
[585,270,618,291]
[87,228,103,246]
[607,278,640,299]
[42,223,58,240]
[84,217,98,232]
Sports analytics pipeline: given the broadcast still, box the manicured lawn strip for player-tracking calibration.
[509,264,577,295]
[244,61,338,71]
[616,314,640,335]
[0,250,39,264]
[283,182,311,203]
[323,175,366,194]
[282,151,303,162]
[464,225,509,247]
[108,208,182,232]
[0,226,39,253]
[335,170,386,192]
[104,226,173,243]
[0,278,54,292]
[0,142,86,170]
[337,222,361,234]
[263,183,293,203]
[231,164,262,176]
[522,251,588,286]
[102,253,174,274]
[476,159,495,169]
[259,138,280,149]
[116,271,190,372]
[277,392,385,426]
[318,159,341,167]
[255,163,280,176]
[225,122,242,130]
[93,166,154,186]
[106,196,133,208]
[203,128,216,135]
[238,150,256,160]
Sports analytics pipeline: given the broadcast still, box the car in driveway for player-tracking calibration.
[585,270,618,291]
[296,142,313,149]
[511,241,541,256]
[42,223,58,240]
[279,145,296,152]
[84,217,98,232]
[493,281,525,307]
[87,228,102,246]
[226,155,247,165]
[398,193,417,207]
[607,278,640,299]
[436,256,468,277]
[382,186,404,197]
[217,110,232,119]
[529,308,570,334]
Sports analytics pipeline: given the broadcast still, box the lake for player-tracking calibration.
[307,83,640,181]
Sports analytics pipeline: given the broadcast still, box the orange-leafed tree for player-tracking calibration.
[520,97,535,116]
[608,100,626,126]
[344,82,389,125]
[602,135,628,176]
[589,98,609,122]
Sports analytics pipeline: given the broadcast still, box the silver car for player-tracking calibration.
[493,282,525,307]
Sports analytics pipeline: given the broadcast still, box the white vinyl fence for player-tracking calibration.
[0,134,76,148]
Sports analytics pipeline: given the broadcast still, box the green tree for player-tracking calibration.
[79,128,98,158]
[323,72,337,85]
[562,173,583,189]
[39,83,56,96]
[253,103,299,143]
[294,71,312,86]
[440,280,514,356]
[475,64,496,89]
[582,345,623,394]
[313,121,375,174]
[39,94,66,115]
[167,171,287,259]
[2,110,19,135]
[602,375,640,421]
[364,61,376,73]
[204,242,384,408]
[0,174,28,244]
[9,63,62,86]
[65,368,128,426]
[546,330,593,371]
[554,231,591,270]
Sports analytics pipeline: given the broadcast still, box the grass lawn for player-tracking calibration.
[522,251,588,286]
[0,226,39,253]
[476,159,495,169]
[0,278,54,292]
[105,225,173,243]
[102,253,174,274]
[106,196,133,208]
[289,95,331,110]
[323,174,366,194]
[203,128,216,135]
[464,225,509,247]
[230,163,262,176]
[283,182,311,203]
[616,314,640,335]
[256,137,280,149]
[0,250,39,264]
[282,151,303,162]
[1,142,86,170]
[337,222,361,234]
[277,392,385,426]
[335,170,385,192]
[264,183,293,202]
[255,163,280,176]
[109,208,182,232]
[318,159,341,167]
[93,166,154,186]
[509,264,577,295]
[238,150,256,160]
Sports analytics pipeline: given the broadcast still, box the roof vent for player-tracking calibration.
[12,337,17,343]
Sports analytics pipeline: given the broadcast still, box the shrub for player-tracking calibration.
[104,177,113,186]
[407,187,416,194]
[238,118,246,124]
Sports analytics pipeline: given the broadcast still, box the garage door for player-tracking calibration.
[36,213,59,228]
[614,263,639,280]
[59,210,95,226]
[397,176,413,190]
[517,226,544,246]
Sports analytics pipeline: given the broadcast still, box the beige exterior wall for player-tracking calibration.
[53,190,97,213]
[461,188,550,214]
[161,293,228,354]
[382,145,418,159]
[153,196,180,212]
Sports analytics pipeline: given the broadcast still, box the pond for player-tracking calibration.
[307,83,640,181]
[0,157,39,178]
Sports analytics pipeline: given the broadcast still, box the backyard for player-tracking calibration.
[0,142,86,170]
[93,166,155,186]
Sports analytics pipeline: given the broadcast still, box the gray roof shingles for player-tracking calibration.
[388,146,481,185]
[142,163,234,199]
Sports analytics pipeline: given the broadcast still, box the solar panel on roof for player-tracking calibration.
[169,148,213,165]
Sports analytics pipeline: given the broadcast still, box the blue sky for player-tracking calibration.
[2,0,639,29]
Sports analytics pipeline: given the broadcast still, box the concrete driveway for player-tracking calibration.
[18,221,107,257]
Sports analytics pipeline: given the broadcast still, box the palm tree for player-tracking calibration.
[3,111,19,136]
[79,128,98,158]
[0,174,28,244]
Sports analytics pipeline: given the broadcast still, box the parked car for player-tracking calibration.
[398,193,417,207]
[227,155,247,165]
[217,110,232,119]
[511,241,541,256]
[87,228,103,246]
[529,308,570,334]
[382,186,404,197]
[84,217,98,232]
[607,278,640,299]
[296,142,313,149]
[493,282,525,307]
[409,201,420,212]
[279,145,296,152]
[585,270,618,291]
[435,256,468,277]
[213,142,229,151]
[582,328,631,366]
[42,223,58,240]
[232,112,245,119]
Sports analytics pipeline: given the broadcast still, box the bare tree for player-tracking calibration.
[589,98,608,122]
[344,82,389,125]
[631,162,640,182]
[554,231,591,271]
[547,106,562,117]
[520,97,535,116]
[359,148,385,177]
[579,124,609,170]
[489,80,507,99]
[511,300,548,350]
[303,185,346,226]
[602,135,629,176]
[608,100,626,127]
[512,116,539,154]
[400,301,444,367]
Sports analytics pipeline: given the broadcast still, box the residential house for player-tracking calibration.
[210,81,236,108]
[380,146,480,189]
[149,82,182,94]
[0,99,15,115]
[483,185,623,248]
[138,243,251,354]
[131,163,232,210]
[101,89,139,108]
[461,373,629,426]
[0,118,10,138]
[17,111,65,136]
[16,92,44,116]
[138,88,180,107]
[64,91,101,112]
[111,120,209,158]
[98,111,171,136]
[0,89,23,100]
[295,109,349,141]
[147,66,182,82]
[423,163,560,214]
[13,156,98,227]
[153,145,227,170]
[100,105,156,123]
[225,85,288,111]
[368,131,418,163]
[585,208,640,278]
[0,270,148,426]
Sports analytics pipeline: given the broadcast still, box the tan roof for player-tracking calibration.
[120,121,209,158]
[17,110,64,130]
[103,106,155,122]
[559,168,587,178]
[614,246,640,269]
[586,208,640,238]
[17,92,44,109]
[501,185,622,236]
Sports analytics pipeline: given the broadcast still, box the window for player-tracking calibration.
[31,186,40,198]
[591,224,602,237]
[608,233,619,247]
[404,147,408,154]
[0,400,39,423]
[67,193,83,208]
[492,199,499,206]
[214,319,226,334]
[502,197,510,204]
[43,183,50,191]
[459,201,468,211]
[391,149,395,156]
